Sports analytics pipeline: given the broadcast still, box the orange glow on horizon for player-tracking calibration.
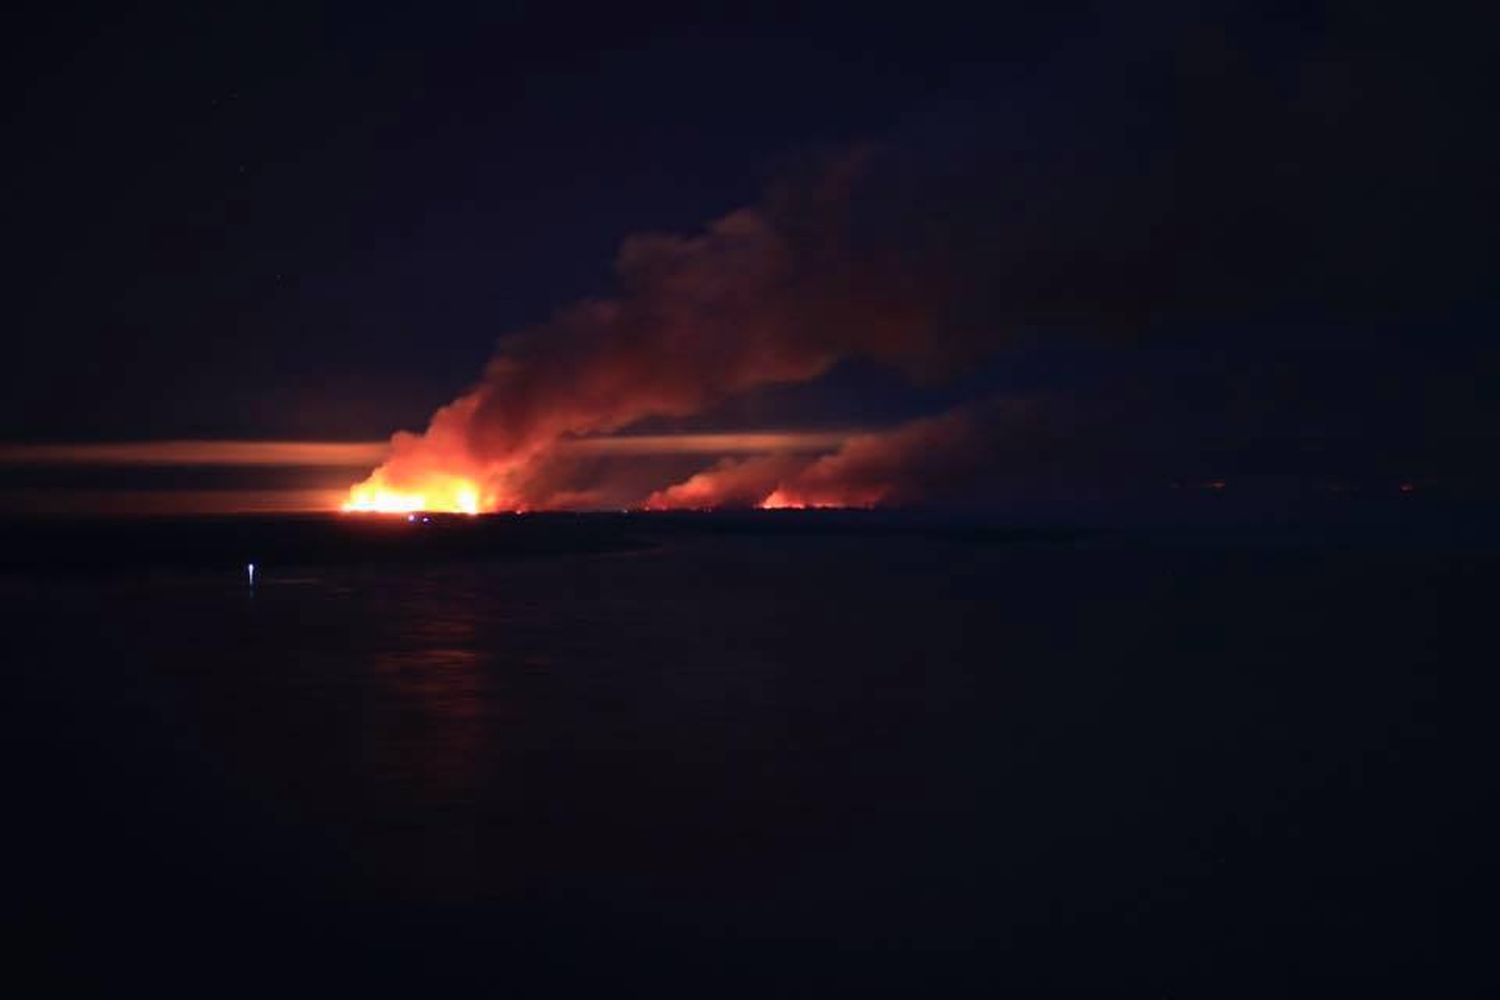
[0,432,858,470]
[338,429,865,515]
[0,440,389,467]
[757,490,866,511]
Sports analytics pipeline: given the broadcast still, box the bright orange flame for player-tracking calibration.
[342,476,481,515]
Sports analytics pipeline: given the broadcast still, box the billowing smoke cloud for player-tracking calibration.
[345,7,1491,515]
[345,153,998,512]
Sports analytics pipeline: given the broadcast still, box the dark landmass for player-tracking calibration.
[0,509,1101,578]
[0,495,1486,578]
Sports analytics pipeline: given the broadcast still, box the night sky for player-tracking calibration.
[2,1,1493,513]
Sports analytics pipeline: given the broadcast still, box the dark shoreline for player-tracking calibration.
[1,500,1488,579]
[0,510,1098,578]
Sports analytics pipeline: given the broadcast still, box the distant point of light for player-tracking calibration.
[247,562,255,587]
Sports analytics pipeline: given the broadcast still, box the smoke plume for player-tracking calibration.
[345,154,995,512]
[342,7,1481,515]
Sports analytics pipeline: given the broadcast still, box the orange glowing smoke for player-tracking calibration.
[342,394,494,514]
[335,153,1023,515]
[342,400,1001,515]
[340,430,857,514]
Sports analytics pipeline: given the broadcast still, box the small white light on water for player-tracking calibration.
[247,562,256,586]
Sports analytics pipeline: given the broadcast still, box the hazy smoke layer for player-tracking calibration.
[644,401,1010,509]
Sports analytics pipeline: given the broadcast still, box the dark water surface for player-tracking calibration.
[4,514,1492,994]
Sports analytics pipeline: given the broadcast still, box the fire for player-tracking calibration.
[342,476,482,515]
[759,490,801,510]
[757,489,873,511]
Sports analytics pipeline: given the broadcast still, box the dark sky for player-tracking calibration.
[2,1,1493,508]
[3,1,1068,440]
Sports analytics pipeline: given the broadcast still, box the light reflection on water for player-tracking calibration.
[370,611,487,800]
[10,535,1300,909]
[235,540,958,898]
[355,578,499,894]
